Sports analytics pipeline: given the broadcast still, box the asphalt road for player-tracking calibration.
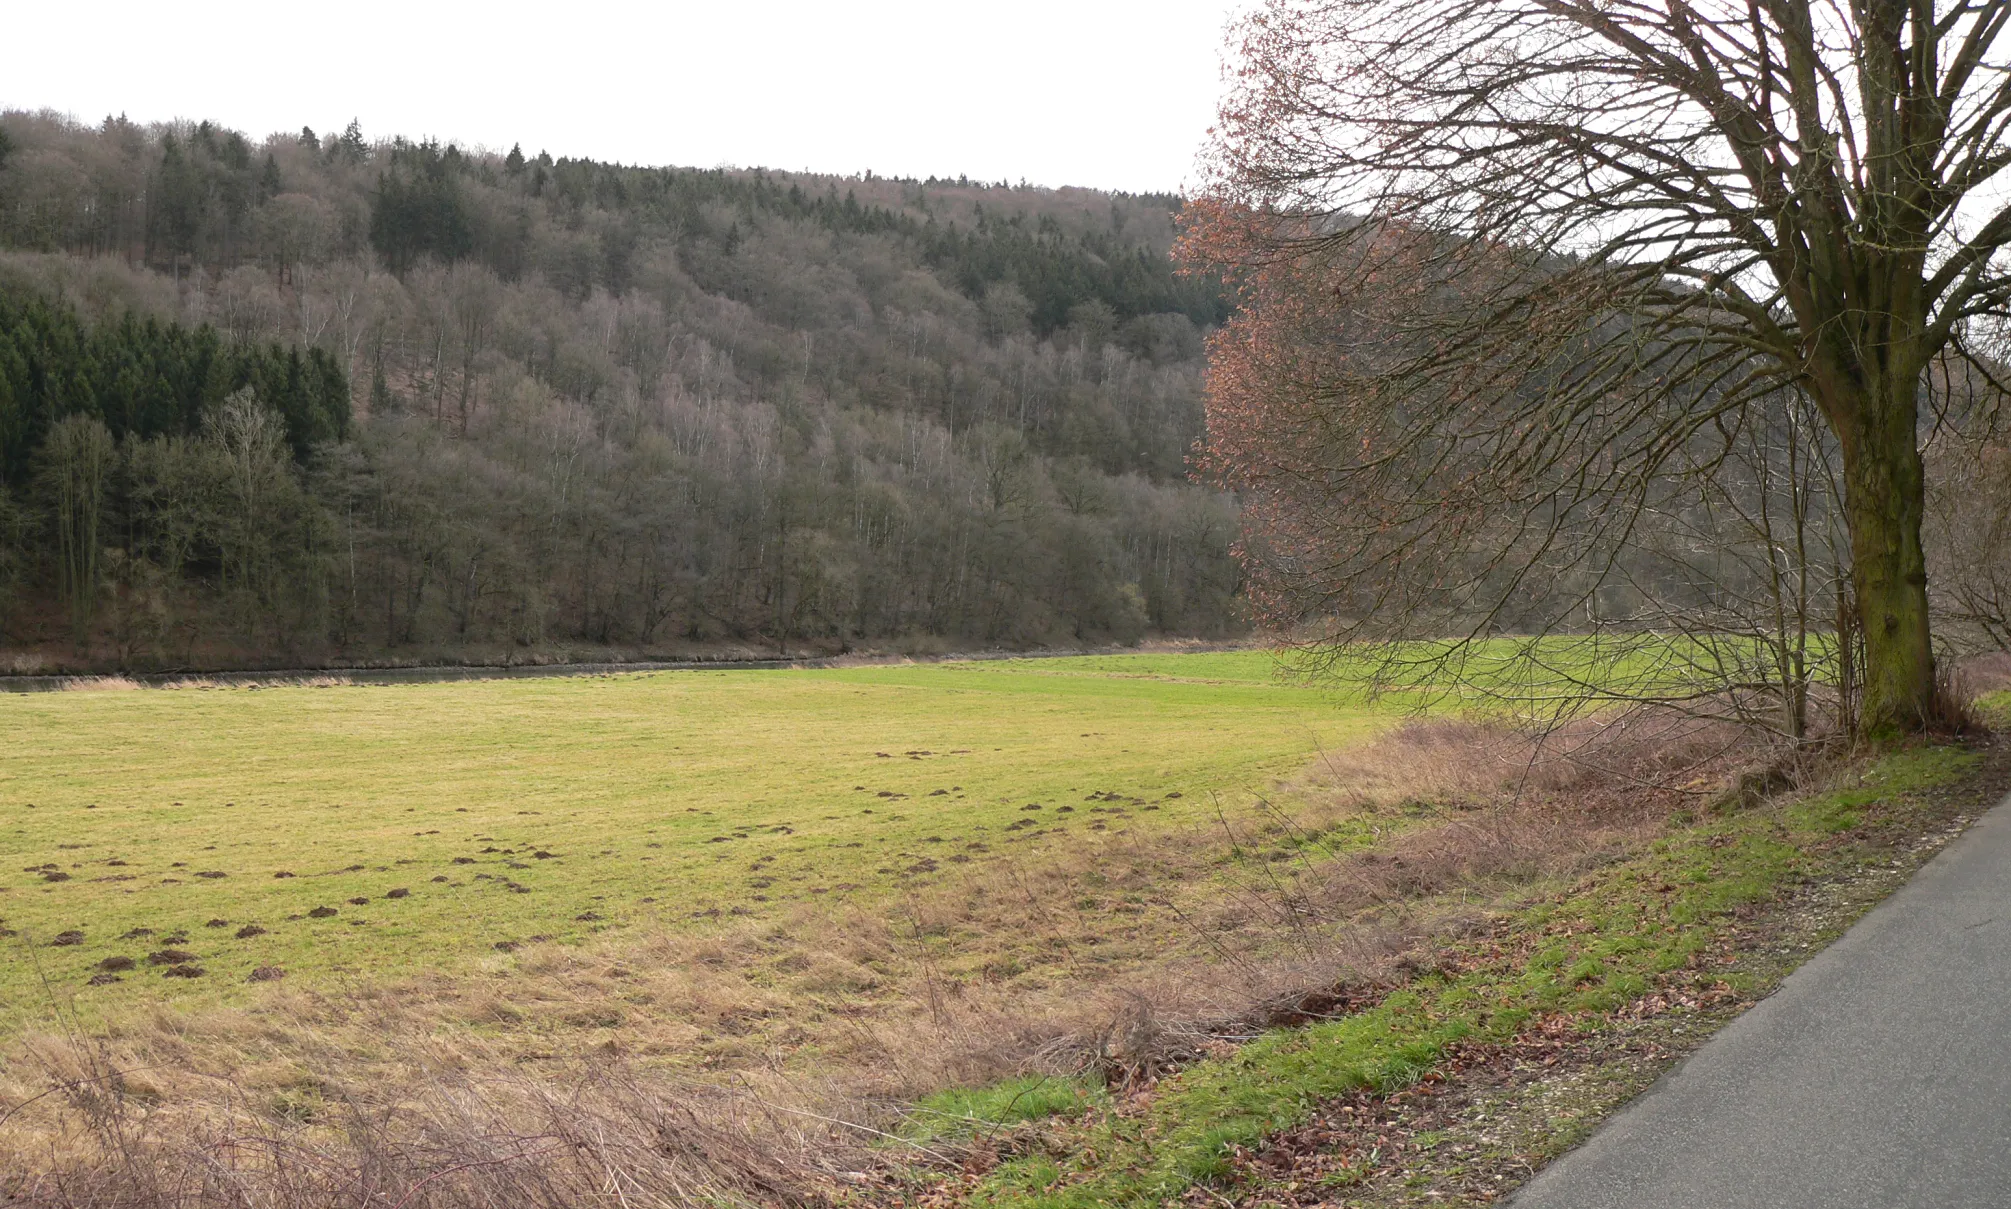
[1511,794,2011,1209]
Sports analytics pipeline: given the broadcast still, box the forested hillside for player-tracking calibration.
[0,112,1240,669]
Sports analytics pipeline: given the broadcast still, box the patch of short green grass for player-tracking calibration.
[904,1076,1111,1144]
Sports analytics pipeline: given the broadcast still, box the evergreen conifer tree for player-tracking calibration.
[370,357,394,413]
[336,120,366,164]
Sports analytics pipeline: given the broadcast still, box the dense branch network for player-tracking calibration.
[1188,0,2011,734]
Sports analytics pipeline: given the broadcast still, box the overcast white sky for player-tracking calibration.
[2,0,1246,194]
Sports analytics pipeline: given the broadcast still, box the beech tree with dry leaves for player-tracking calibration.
[1188,0,2011,738]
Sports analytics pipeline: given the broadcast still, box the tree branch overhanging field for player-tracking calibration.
[1185,0,2011,737]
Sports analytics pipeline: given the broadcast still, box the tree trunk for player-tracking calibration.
[1835,377,1936,738]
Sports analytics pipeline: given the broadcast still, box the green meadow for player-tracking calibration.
[0,652,1388,1026]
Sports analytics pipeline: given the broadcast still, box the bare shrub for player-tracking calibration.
[1927,663,1985,736]
[1960,651,2011,698]
[1304,709,1752,812]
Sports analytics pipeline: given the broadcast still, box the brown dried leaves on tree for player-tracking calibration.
[1185,0,2011,736]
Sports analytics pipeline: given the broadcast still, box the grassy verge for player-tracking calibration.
[860,739,1998,1209]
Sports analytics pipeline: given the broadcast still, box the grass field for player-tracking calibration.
[0,651,1387,1028]
[6,647,1981,1208]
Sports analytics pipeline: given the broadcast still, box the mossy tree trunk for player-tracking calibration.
[1806,314,1935,738]
[1838,395,1935,737]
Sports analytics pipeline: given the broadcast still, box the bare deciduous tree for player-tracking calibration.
[1196,0,2011,736]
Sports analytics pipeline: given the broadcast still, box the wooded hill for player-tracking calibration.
[0,112,1240,669]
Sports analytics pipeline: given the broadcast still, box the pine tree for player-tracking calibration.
[336,119,366,164]
[371,356,394,413]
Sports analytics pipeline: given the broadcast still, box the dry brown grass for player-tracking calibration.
[55,676,144,692]
[7,1036,837,1208]
[38,673,357,693]
[0,709,1774,1207]
[154,674,356,690]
